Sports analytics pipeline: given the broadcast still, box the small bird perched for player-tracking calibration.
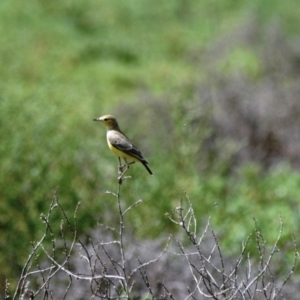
[93,115,153,183]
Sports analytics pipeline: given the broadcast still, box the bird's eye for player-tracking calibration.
[104,118,108,121]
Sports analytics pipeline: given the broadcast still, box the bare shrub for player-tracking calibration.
[10,186,298,299]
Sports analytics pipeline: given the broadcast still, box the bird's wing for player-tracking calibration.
[109,131,145,161]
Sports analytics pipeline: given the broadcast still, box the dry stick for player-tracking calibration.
[189,261,219,287]
[217,234,251,298]
[89,239,108,273]
[49,209,57,277]
[128,236,171,279]
[30,193,124,298]
[137,257,155,298]
[87,239,104,298]
[100,241,123,274]
[275,232,298,299]
[29,241,48,294]
[198,217,211,245]
[100,188,125,292]
[180,209,218,297]
[122,199,142,216]
[87,246,114,300]
[241,217,283,297]
[178,242,214,299]
[246,252,252,284]
[12,187,59,300]
[201,232,236,295]
[27,225,76,300]
[252,267,259,300]
[28,264,64,299]
[186,287,197,300]
[226,235,253,299]
[37,206,56,298]
[60,208,77,300]
[116,181,131,299]
[158,281,176,300]
[40,244,124,280]
[266,265,276,300]
[56,196,101,294]
[183,191,197,239]
[32,202,80,299]
[53,198,80,299]
[18,267,56,277]
[171,201,220,298]
[206,242,217,265]
[77,237,102,292]
[103,180,163,297]
[254,217,268,298]
[127,280,135,297]
[30,240,51,298]
[211,228,226,295]
[27,222,52,299]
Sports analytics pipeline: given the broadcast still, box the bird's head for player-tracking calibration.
[93,115,119,130]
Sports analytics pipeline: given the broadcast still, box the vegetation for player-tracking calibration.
[10,188,298,299]
[1,0,300,296]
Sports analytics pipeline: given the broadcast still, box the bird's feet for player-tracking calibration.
[118,162,135,176]
[117,162,135,184]
[118,164,126,175]
[118,165,128,184]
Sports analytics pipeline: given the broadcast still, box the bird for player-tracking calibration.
[93,115,152,183]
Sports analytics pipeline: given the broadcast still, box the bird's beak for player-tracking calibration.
[93,118,100,122]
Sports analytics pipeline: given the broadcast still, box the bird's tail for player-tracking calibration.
[142,161,153,175]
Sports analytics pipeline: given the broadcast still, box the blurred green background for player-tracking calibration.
[1,0,300,292]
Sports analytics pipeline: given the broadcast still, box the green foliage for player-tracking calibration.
[0,0,300,293]
[203,164,300,252]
